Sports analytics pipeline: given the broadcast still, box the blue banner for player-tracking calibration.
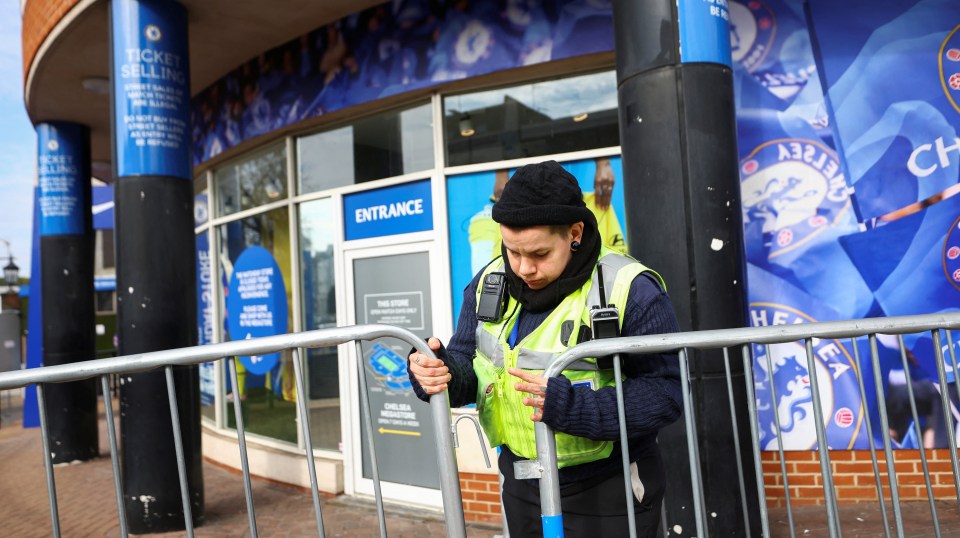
[446,156,630,324]
[679,0,733,66]
[92,185,114,230]
[807,0,960,222]
[112,0,190,179]
[196,221,214,406]
[23,187,42,428]
[37,123,86,237]
[343,180,433,241]
[226,246,289,375]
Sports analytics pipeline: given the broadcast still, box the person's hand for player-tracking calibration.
[508,367,548,422]
[408,337,452,395]
[593,158,615,211]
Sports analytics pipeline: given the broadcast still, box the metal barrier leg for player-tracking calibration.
[930,330,960,505]
[741,346,771,538]
[101,375,129,538]
[679,349,708,538]
[722,347,751,538]
[849,338,890,538]
[36,383,61,538]
[164,366,194,538]
[896,336,940,537]
[803,338,841,537]
[763,344,796,538]
[612,353,637,538]
[291,348,326,538]
[227,357,258,537]
[534,421,564,538]
[354,342,387,538]
[868,335,905,537]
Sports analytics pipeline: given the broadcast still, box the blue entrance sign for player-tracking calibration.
[343,180,433,241]
[37,122,87,236]
[678,0,733,67]
[226,246,288,375]
[111,0,190,179]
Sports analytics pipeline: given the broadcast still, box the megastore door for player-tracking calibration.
[343,240,446,507]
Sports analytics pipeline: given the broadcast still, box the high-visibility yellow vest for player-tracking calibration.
[473,247,665,468]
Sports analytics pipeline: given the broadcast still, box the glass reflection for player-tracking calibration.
[299,198,341,451]
[218,207,297,444]
[298,102,434,194]
[444,71,619,166]
[215,143,288,217]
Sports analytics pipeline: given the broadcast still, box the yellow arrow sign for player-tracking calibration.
[378,427,421,437]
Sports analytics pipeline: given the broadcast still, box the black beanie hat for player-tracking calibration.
[492,160,595,227]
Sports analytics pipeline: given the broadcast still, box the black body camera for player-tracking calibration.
[477,272,508,322]
[591,264,620,368]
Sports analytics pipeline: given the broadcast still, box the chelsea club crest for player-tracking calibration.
[729,1,776,73]
[944,214,960,292]
[740,138,850,260]
[750,304,864,450]
[941,25,960,114]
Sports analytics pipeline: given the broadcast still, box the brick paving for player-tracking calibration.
[0,391,500,537]
[4,390,960,537]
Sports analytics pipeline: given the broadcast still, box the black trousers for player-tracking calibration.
[501,452,665,537]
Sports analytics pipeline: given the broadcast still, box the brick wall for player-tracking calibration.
[21,0,81,82]
[762,449,959,507]
[459,472,502,524]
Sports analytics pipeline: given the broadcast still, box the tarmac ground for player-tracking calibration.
[3,389,960,537]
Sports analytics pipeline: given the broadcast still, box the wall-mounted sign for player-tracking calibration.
[37,123,87,236]
[343,180,433,241]
[111,0,190,179]
[226,246,288,375]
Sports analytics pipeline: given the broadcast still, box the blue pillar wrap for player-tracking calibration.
[111,0,190,179]
[37,122,87,236]
[678,0,733,66]
[541,514,564,538]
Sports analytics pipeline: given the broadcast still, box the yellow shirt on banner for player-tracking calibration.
[584,192,628,254]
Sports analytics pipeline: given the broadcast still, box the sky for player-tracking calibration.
[0,4,36,276]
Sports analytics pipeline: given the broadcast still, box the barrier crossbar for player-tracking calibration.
[0,324,468,538]
[529,312,960,538]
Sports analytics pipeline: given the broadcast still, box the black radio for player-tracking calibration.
[477,272,508,322]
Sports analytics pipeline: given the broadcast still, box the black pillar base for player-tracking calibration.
[612,0,758,532]
[116,176,203,534]
[41,234,98,463]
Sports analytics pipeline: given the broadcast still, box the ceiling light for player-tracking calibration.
[459,115,475,137]
[81,77,111,95]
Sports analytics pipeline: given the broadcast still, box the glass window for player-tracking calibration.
[298,103,434,194]
[95,290,115,314]
[96,230,115,271]
[443,71,620,166]
[299,197,340,451]
[215,143,288,217]
[218,207,297,443]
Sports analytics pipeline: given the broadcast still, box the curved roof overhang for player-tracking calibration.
[23,0,383,181]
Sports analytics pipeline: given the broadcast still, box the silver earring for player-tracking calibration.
[571,240,581,252]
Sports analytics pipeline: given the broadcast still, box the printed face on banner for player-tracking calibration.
[446,156,629,325]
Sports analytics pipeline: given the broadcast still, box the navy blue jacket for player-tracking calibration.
[411,268,682,485]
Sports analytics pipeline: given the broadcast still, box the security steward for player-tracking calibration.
[409,160,682,537]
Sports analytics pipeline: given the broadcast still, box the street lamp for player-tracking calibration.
[0,240,18,293]
[3,257,17,289]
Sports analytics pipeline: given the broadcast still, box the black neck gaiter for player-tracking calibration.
[501,221,601,314]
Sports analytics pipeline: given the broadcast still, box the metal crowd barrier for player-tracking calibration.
[528,312,960,538]
[0,324,469,538]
